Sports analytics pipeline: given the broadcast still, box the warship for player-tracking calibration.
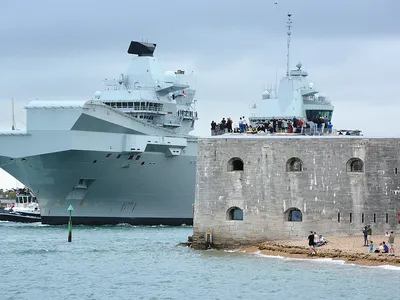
[0,41,198,225]
[249,13,335,128]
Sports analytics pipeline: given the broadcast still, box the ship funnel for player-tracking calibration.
[127,41,157,56]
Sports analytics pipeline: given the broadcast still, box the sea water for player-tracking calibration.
[0,221,399,300]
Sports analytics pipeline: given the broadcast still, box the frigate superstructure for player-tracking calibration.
[0,41,198,225]
[249,14,334,127]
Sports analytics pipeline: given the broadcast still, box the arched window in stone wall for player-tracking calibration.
[227,206,244,221]
[285,207,303,222]
[286,157,303,172]
[227,157,244,172]
[347,158,364,172]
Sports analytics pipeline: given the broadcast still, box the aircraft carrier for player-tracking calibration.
[0,41,198,225]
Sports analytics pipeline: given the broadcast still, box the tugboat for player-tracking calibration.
[0,188,41,223]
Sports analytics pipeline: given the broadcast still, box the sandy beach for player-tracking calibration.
[242,235,400,267]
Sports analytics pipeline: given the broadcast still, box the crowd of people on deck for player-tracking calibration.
[210,118,234,135]
[210,116,334,136]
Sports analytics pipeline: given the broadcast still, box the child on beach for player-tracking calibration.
[369,241,374,253]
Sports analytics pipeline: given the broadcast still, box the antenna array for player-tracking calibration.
[286,13,292,77]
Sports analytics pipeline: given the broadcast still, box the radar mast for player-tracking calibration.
[286,13,292,77]
[11,98,16,130]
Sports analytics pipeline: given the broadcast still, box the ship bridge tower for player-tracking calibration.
[249,13,334,126]
[93,41,197,135]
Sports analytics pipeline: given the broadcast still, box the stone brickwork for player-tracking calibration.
[192,136,400,249]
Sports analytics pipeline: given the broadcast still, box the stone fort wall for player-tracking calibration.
[192,136,400,249]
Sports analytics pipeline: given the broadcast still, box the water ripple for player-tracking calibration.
[0,223,399,300]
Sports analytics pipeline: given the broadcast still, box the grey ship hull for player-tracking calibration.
[0,149,197,225]
[0,99,199,226]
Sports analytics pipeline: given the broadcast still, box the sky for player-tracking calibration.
[0,0,399,188]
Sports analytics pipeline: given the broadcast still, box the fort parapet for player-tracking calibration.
[192,136,400,249]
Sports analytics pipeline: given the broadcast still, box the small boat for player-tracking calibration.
[0,188,41,223]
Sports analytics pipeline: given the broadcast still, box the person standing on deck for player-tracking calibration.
[239,118,244,133]
[210,121,216,136]
[328,122,333,134]
[242,116,248,131]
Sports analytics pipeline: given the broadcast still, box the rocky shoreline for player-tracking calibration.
[243,239,400,267]
[184,234,400,267]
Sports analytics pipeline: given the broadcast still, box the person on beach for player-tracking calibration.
[317,234,327,246]
[362,226,368,246]
[387,231,395,255]
[308,231,316,255]
[374,243,384,253]
[369,241,374,253]
[382,241,389,253]
[313,232,319,246]
[375,242,389,254]
[366,225,372,246]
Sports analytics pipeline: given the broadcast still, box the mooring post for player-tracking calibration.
[67,205,74,242]
[205,228,212,249]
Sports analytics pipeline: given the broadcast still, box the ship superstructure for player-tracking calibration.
[249,14,334,127]
[0,41,198,225]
